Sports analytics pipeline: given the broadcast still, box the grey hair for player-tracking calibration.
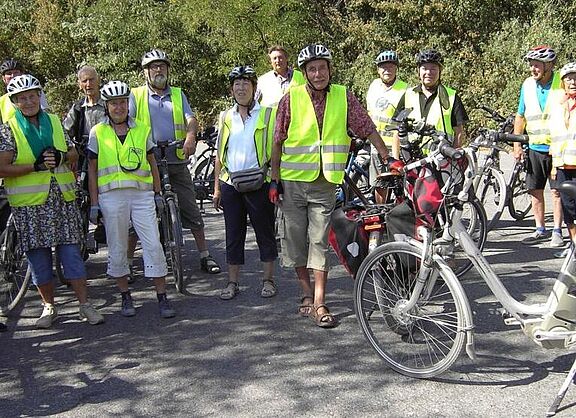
[77,65,99,79]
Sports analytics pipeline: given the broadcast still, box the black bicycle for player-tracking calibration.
[0,197,31,315]
[156,140,185,294]
[191,126,217,213]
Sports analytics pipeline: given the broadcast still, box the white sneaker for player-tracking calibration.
[36,303,58,329]
[79,303,105,325]
[550,232,564,248]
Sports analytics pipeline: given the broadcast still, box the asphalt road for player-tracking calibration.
[1,153,576,417]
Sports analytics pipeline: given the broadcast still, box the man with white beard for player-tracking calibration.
[130,49,221,274]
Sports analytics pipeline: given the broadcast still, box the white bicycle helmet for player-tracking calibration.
[228,66,257,84]
[375,50,399,65]
[560,62,576,79]
[7,74,41,97]
[0,58,22,75]
[524,46,557,63]
[141,49,170,68]
[100,80,131,101]
[297,44,332,69]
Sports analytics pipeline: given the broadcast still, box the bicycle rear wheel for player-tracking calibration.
[166,199,184,293]
[508,161,532,220]
[354,241,466,378]
[0,225,31,315]
[479,167,507,231]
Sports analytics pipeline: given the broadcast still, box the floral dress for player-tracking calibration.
[0,123,82,252]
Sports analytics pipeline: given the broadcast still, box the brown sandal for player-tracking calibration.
[309,304,337,328]
[298,295,314,317]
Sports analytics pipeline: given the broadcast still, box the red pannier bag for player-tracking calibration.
[328,206,368,276]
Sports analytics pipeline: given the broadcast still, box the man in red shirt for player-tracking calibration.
[270,44,389,328]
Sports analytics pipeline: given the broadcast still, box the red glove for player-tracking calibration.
[269,180,282,204]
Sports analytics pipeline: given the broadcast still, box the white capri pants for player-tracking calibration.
[99,188,168,278]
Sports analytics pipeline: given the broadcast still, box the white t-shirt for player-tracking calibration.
[223,103,261,172]
[366,78,395,116]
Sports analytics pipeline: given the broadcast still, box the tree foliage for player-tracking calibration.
[0,0,575,130]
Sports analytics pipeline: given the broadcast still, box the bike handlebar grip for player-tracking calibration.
[479,104,493,114]
[497,133,529,144]
[439,142,463,160]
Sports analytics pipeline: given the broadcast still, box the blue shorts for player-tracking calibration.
[27,244,87,286]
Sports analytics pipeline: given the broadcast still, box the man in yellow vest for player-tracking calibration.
[0,59,23,123]
[130,49,220,274]
[256,45,306,107]
[87,81,175,318]
[270,44,390,328]
[393,49,468,150]
[513,46,564,246]
[366,49,407,202]
[547,62,576,256]
[212,66,278,300]
[0,74,104,328]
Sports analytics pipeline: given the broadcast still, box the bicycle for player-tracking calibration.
[352,130,576,414]
[156,140,185,294]
[0,209,31,315]
[191,126,217,213]
[335,136,372,207]
[471,105,532,230]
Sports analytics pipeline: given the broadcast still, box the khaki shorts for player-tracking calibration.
[167,164,205,231]
[280,176,336,271]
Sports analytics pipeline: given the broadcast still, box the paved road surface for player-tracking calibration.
[1,153,575,417]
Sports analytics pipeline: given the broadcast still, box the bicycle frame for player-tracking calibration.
[396,146,576,355]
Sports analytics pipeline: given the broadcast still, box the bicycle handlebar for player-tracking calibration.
[156,139,183,149]
[496,132,528,144]
[438,142,463,160]
[479,105,507,123]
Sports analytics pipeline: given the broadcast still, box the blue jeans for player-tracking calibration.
[27,244,86,286]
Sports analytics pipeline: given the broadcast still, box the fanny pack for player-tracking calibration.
[229,165,268,193]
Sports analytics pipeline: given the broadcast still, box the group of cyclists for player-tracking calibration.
[1,40,575,331]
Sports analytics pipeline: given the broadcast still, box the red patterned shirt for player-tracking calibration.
[274,84,377,144]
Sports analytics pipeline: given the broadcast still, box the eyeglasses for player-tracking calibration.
[149,63,167,71]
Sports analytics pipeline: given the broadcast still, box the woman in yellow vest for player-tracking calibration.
[549,63,576,255]
[0,74,103,329]
[87,81,175,318]
[212,66,278,300]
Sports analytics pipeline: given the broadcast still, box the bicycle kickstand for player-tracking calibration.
[547,354,576,416]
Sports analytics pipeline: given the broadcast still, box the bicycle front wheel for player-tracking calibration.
[353,241,466,378]
[0,226,31,315]
[166,199,184,294]
[508,161,532,220]
[479,167,507,231]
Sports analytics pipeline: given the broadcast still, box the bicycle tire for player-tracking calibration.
[353,241,466,378]
[451,198,488,278]
[194,156,215,197]
[508,161,532,220]
[479,167,507,231]
[166,199,185,294]
[0,225,31,315]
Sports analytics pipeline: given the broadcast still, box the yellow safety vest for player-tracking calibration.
[368,78,408,147]
[288,70,306,91]
[131,85,187,159]
[549,93,576,167]
[523,71,561,146]
[94,122,153,193]
[217,106,276,182]
[4,113,75,207]
[281,84,349,184]
[405,84,456,141]
[0,93,15,124]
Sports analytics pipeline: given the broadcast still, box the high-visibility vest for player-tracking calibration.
[217,106,275,182]
[523,71,562,146]
[367,78,408,147]
[0,93,15,124]
[131,85,187,159]
[4,113,75,207]
[404,84,456,141]
[548,93,576,167]
[281,84,349,184]
[258,69,306,107]
[94,122,153,193]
